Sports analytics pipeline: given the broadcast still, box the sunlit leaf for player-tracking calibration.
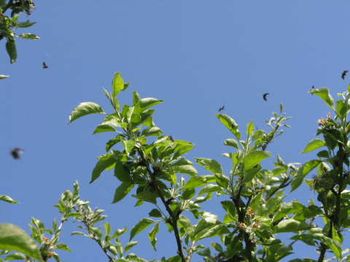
[276,219,309,233]
[112,72,126,97]
[217,114,241,139]
[148,223,160,251]
[224,138,239,149]
[0,224,42,261]
[69,102,105,123]
[139,98,163,110]
[0,195,17,204]
[0,74,10,79]
[309,88,334,109]
[125,241,138,252]
[243,151,271,170]
[302,139,325,153]
[196,158,222,175]
[336,100,347,119]
[291,160,320,191]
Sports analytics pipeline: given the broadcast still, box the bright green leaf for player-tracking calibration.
[302,139,325,153]
[276,219,309,233]
[217,114,241,139]
[247,122,255,136]
[291,160,320,191]
[148,223,160,251]
[0,195,17,204]
[139,98,163,110]
[224,138,239,149]
[196,158,222,175]
[69,102,105,123]
[309,88,334,109]
[243,151,271,170]
[0,224,42,261]
[336,100,347,119]
[112,72,126,97]
[125,241,138,252]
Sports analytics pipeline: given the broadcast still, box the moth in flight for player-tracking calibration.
[263,93,269,101]
[10,148,24,160]
[341,70,348,80]
[218,105,225,112]
[42,62,48,69]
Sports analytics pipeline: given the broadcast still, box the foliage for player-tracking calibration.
[66,73,350,261]
[0,0,38,64]
[2,73,350,261]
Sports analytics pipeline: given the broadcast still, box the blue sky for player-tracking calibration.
[1,1,350,260]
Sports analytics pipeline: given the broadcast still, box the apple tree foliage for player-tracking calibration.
[1,72,350,261]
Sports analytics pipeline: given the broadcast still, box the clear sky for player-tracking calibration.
[1,1,350,261]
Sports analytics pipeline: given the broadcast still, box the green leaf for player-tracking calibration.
[224,138,239,149]
[148,223,160,251]
[112,182,134,203]
[276,219,308,233]
[217,114,241,139]
[125,241,138,252]
[173,140,195,155]
[69,102,105,123]
[123,140,135,155]
[309,88,334,109]
[0,224,42,261]
[335,100,347,119]
[6,39,17,64]
[56,243,71,252]
[18,33,39,40]
[114,160,131,182]
[243,151,271,170]
[106,136,123,151]
[291,160,320,191]
[302,139,325,153]
[184,175,215,190]
[247,122,255,136]
[0,74,10,80]
[16,20,36,28]
[0,195,17,204]
[148,209,162,218]
[172,164,197,176]
[90,153,116,183]
[112,72,126,97]
[193,222,228,241]
[196,158,222,175]
[129,218,154,241]
[139,98,163,110]
[93,115,120,134]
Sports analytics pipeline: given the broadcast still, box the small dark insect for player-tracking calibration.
[218,105,225,112]
[262,93,269,101]
[341,70,348,80]
[169,136,174,142]
[10,148,24,160]
[42,62,48,69]
[312,85,315,89]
